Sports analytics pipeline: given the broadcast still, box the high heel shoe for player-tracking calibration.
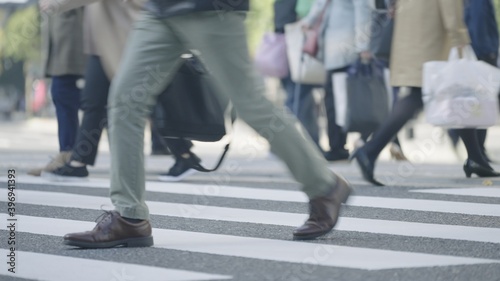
[389,143,408,161]
[463,159,500,178]
[349,148,384,186]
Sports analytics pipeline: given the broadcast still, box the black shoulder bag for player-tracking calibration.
[152,55,234,172]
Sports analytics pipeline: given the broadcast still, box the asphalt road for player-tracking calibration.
[1,118,500,281]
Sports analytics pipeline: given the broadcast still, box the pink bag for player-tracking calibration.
[254,33,289,78]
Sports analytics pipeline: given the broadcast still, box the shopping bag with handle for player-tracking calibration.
[423,46,500,128]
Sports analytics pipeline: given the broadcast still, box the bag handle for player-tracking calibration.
[448,45,478,61]
[190,143,230,172]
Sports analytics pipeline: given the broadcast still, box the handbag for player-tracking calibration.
[423,46,500,128]
[302,0,331,57]
[285,22,326,85]
[334,59,390,133]
[153,55,233,172]
[254,32,289,78]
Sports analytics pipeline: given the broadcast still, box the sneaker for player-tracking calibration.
[158,154,201,182]
[42,163,89,182]
[28,151,72,176]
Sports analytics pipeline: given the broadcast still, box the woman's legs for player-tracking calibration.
[363,87,423,161]
[458,129,490,167]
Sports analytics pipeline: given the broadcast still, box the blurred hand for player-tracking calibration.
[360,51,372,63]
[456,45,466,58]
[387,6,395,18]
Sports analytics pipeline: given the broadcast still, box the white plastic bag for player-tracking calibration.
[423,46,500,128]
[284,22,326,85]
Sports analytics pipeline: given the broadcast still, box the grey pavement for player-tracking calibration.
[1,117,500,281]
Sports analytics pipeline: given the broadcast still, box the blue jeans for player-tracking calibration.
[51,75,81,151]
[281,75,320,146]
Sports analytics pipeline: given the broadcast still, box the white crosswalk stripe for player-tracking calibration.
[4,189,500,243]
[2,178,500,280]
[1,215,498,271]
[18,176,500,216]
[0,250,231,281]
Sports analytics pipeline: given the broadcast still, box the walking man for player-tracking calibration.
[56,0,351,248]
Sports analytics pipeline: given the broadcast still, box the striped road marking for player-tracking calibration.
[2,215,498,271]
[412,187,500,198]
[4,190,500,243]
[17,176,500,216]
[0,250,230,281]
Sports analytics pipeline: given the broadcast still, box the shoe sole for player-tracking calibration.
[292,228,333,241]
[64,236,154,249]
[41,171,89,182]
[158,169,197,182]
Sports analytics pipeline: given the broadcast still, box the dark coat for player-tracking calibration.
[464,0,499,61]
[273,0,298,33]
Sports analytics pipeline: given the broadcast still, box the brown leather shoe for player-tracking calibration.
[293,175,351,240]
[64,211,154,248]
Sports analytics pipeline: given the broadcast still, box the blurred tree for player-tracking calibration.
[246,0,274,57]
[495,0,500,27]
[0,6,40,71]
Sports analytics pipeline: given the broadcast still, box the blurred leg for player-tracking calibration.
[51,75,81,151]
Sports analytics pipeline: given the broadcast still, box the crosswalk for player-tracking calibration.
[1,175,500,280]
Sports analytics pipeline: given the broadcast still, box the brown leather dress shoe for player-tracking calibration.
[293,175,351,240]
[64,211,154,248]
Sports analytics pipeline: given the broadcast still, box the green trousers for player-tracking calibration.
[108,11,336,220]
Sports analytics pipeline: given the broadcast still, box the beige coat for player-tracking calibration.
[46,0,144,79]
[390,0,470,87]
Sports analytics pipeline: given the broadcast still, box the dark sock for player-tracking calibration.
[122,217,145,224]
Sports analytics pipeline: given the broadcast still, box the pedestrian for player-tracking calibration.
[302,0,373,161]
[42,0,352,248]
[448,0,500,162]
[40,0,203,182]
[351,0,500,186]
[28,8,85,177]
[274,0,321,147]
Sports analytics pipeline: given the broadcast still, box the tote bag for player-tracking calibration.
[285,22,326,85]
[334,60,390,133]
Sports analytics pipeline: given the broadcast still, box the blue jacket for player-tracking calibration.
[464,0,499,60]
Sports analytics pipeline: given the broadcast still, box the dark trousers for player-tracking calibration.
[324,68,348,152]
[164,138,193,159]
[71,56,109,165]
[280,75,320,145]
[51,75,81,151]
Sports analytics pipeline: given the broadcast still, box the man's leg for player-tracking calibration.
[169,12,335,200]
[107,13,185,220]
[64,13,185,248]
